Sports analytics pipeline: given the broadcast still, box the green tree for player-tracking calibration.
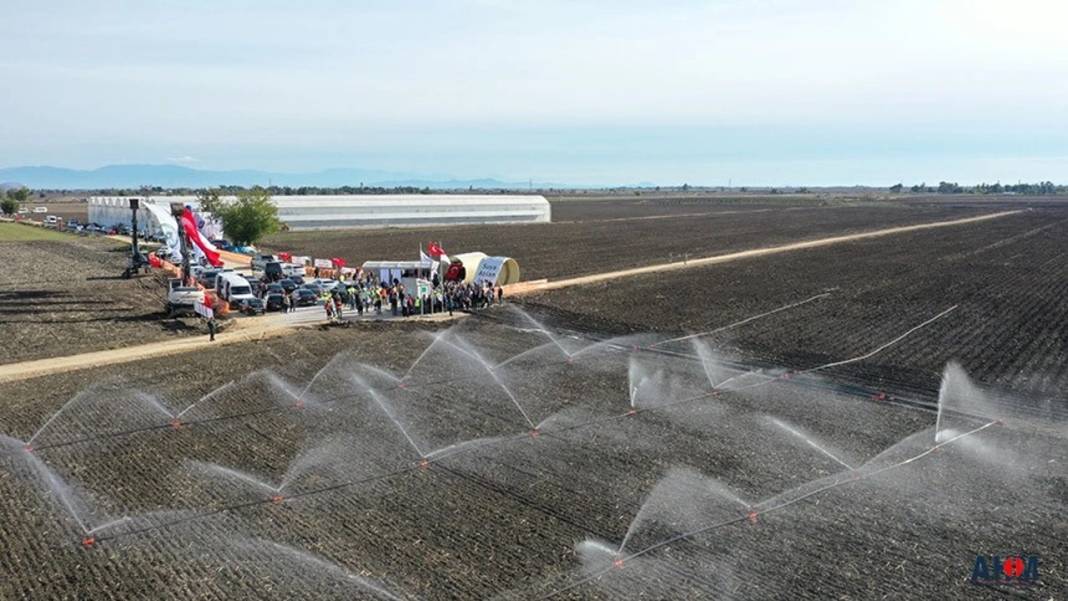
[1,194,18,215]
[210,186,281,246]
[8,187,30,203]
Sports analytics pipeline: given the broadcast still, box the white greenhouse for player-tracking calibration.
[88,194,551,234]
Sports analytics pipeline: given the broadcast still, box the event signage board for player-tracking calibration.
[473,256,506,285]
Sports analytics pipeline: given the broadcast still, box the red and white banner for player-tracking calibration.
[180,207,223,267]
[194,300,214,319]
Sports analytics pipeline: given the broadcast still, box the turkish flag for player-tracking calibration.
[278,252,292,263]
[427,242,446,259]
[331,257,346,268]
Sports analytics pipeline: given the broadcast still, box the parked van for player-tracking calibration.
[215,272,256,308]
[44,215,59,227]
[33,206,48,214]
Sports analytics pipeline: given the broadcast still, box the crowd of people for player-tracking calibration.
[252,269,505,323]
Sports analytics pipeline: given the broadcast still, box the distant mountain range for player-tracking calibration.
[0,164,567,190]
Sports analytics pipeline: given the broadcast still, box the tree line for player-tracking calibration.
[889,181,1063,195]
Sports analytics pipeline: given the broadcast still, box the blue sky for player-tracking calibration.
[2,0,1066,185]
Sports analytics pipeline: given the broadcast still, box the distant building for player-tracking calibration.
[89,194,551,234]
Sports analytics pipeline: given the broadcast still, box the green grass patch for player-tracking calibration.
[0,222,79,242]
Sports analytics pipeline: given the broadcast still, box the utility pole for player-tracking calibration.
[123,197,142,279]
[171,203,191,286]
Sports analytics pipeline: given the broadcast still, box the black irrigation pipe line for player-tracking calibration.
[536,420,1001,600]
[81,362,920,547]
[9,298,932,458]
[15,305,967,550]
[92,431,534,545]
[92,464,421,545]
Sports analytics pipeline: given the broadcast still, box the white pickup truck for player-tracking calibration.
[166,278,206,317]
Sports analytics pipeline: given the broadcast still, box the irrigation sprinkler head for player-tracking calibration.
[398,382,407,389]
[168,418,182,430]
[419,458,430,469]
[566,357,573,365]
[625,409,638,417]
[81,536,96,548]
[631,344,639,352]
[993,419,1003,426]
[780,372,792,380]
[872,391,887,401]
[612,557,625,569]
[747,510,759,525]
[293,399,305,410]
[529,428,540,439]
[22,444,33,453]
[270,495,285,504]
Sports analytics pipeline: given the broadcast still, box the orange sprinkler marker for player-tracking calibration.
[270,495,285,504]
[419,458,430,469]
[294,399,305,410]
[625,409,638,417]
[81,536,96,548]
[747,510,759,525]
[612,557,625,569]
[872,392,887,401]
[529,428,540,439]
[169,418,182,430]
[23,444,32,453]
